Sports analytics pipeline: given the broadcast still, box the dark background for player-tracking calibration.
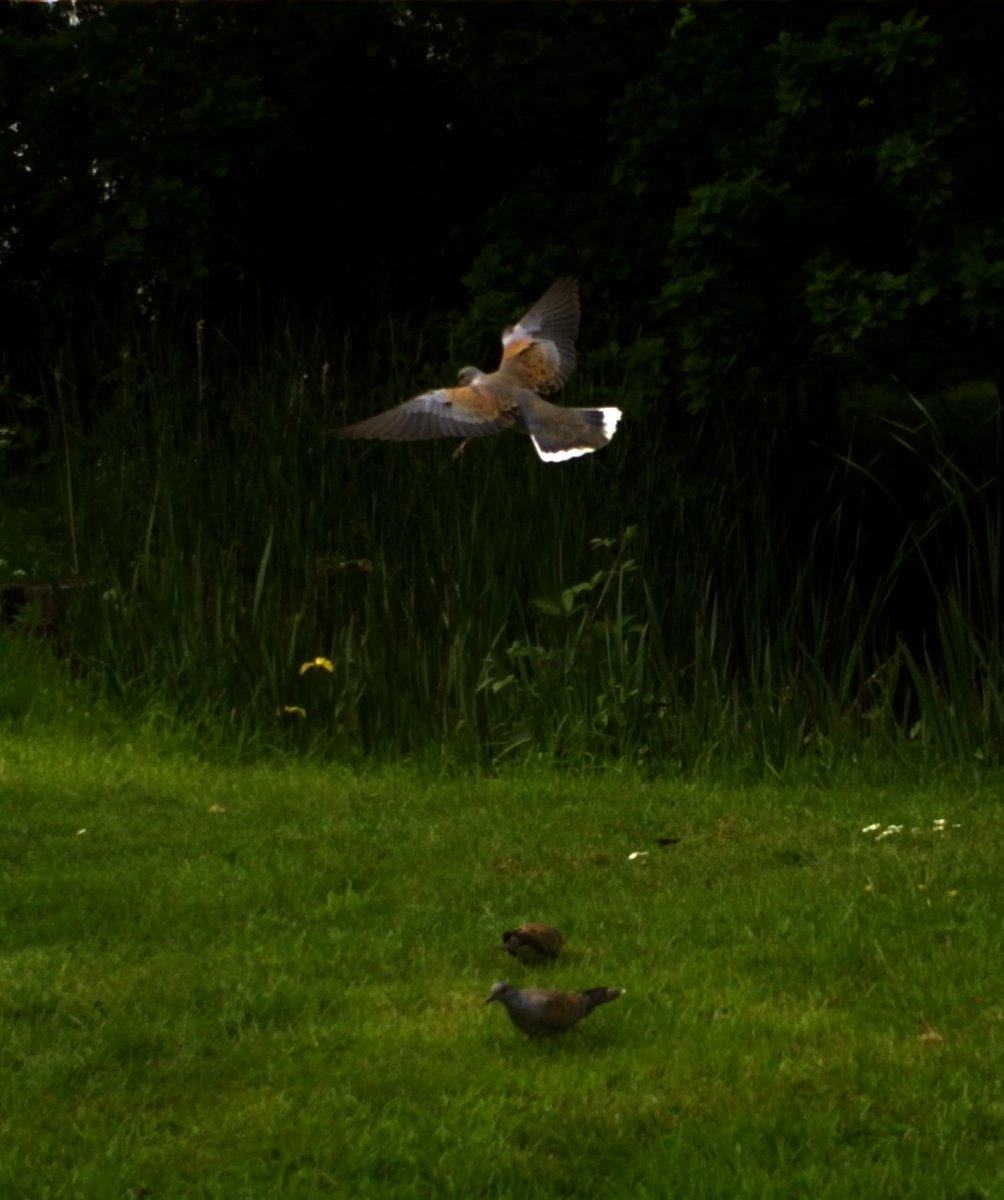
[4,2,1003,433]
[3,2,1004,761]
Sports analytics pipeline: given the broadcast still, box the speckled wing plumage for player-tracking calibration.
[497,278,580,394]
[501,923,565,965]
[334,279,622,461]
[485,980,624,1038]
[333,385,516,442]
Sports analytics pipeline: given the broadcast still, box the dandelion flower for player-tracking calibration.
[299,657,334,675]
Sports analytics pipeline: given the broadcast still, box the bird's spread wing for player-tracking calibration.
[335,386,516,442]
[498,278,580,394]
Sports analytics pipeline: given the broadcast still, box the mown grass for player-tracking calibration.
[2,723,1002,1198]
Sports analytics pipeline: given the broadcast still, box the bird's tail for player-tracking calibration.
[519,396,623,462]
[581,987,625,1013]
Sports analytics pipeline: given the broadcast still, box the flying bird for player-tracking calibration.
[334,279,622,462]
[501,923,565,965]
[485,980,625,1038]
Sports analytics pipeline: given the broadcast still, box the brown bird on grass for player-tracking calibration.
[334,279,622,462]
[485,980,625,1038]
[501,923,565,965]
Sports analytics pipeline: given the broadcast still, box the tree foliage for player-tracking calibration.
[2,2,1004,438]
[609,5,1004,424]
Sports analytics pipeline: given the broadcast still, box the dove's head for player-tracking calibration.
[485,980,515,1005]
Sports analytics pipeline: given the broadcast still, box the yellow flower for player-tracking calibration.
[278,705,307,718]
[299,657,334,675]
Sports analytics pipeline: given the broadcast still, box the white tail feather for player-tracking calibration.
[532,441,595,462]
[529,406,623,463]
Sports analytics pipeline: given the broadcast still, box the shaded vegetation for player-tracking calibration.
[3,3,1004,769]
[2,318,1003,773]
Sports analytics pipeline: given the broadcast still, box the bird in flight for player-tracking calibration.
[334,279,622,462]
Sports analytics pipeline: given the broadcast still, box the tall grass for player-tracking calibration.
[878,395,1004,763]
[3,308,1002,772]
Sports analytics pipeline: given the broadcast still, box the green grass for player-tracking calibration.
[4,285,1002,1195]
[2,725,1001,1198]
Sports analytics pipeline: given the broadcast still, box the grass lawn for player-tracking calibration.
[1,730,1002,1198]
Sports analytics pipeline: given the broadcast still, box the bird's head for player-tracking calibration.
[485,980,515,1005]
[456,366,480,386]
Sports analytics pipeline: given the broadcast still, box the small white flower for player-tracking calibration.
[862,823,882,833]
[628,851,649,860]
[875,824,904,841]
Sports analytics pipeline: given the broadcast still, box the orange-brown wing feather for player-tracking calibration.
[335,385,516,442]
[498,278,580,394]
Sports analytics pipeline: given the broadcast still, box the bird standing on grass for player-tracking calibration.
[501,923,565,965]
[485,980,624,1038]
[334,279,622,462]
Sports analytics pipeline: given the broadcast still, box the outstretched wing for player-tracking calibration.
[335,386,515,442]
[498,278,580,395]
